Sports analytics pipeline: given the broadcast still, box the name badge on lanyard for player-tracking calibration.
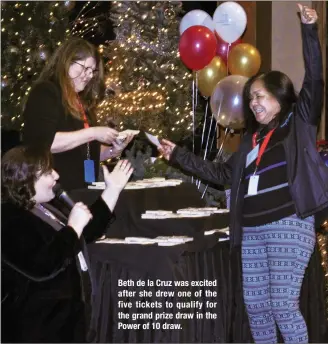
[84,159,95,183]
[77,251,88,271]
[248,175,260,195]
[79,99,96,183]
[246,129,275,196]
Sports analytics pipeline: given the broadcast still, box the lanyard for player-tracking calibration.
[77,98,91,159]
[252,128,275,169]
[78,99,90,129]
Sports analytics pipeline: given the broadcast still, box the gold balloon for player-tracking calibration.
[194,56,227,97]
[228,43,261,77]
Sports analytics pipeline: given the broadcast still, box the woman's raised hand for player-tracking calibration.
[102,160,134,192]
[92,127,119,145]
[298,4,318,24]
[158,139,176,161]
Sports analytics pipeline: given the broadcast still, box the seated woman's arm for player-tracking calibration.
[82,160,134,243]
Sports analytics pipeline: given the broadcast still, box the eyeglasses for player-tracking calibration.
[73,61,99,76]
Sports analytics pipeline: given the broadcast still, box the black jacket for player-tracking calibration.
[1,197,112,343]
[170,24,328,247]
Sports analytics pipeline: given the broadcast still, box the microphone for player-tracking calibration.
[52,183,76,210]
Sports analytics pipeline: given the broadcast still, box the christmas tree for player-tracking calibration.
[95,1,200,142]
[1,1,73,130]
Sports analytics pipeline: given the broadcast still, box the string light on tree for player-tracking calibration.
[1,1,69,130]
[70,1,200,140]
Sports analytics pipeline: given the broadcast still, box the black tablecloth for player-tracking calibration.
[88,241,327,343]
[71,183,229,239]
[70,183,327,343]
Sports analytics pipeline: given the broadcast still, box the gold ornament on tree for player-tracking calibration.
[164,5,176,20]
[228,43,261,77]
[141,12,148,21]
[1,78,11,88]
[37,46,49,61]
[138,77,147,88]
[9,46,19,54]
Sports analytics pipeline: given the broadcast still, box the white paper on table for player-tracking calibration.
[145,132,161,147]
[204,227,230,236]
[218,237,230,242]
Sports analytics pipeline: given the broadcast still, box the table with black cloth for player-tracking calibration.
[71,183,328,343]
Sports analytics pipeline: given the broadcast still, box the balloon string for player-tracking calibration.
[227,43,231,75]
[192,76,195,155]
[200,99,209,156]
[197,99,209,188]
[201,126,228,199]
[195,71,198,110]
[191,75,197,183]
[201,123,219,198]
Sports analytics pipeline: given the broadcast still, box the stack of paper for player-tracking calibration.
[177,207,227,215]
[88,178,183,190]
[96,235,194,246]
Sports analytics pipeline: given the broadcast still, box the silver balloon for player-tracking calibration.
[210,75,248,130]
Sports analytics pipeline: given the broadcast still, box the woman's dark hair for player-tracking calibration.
[242,71,298,133]
[2,145,53,209]
[35,37,105,124]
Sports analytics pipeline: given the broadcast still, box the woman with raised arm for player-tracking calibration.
[159,5,327,343]
[1,145,133,343]
[22,37,136,191]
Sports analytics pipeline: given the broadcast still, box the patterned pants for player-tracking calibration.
[242,214,315,344]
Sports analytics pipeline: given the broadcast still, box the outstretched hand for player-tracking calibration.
[158,139,177,161]
[297,4,318,24]
[102,160,134,192]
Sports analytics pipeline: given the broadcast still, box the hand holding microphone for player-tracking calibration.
[67,203,93,238]
[53,184,92,237]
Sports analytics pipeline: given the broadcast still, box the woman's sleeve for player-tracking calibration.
[170,146,236,186]
[22,81,62,148]
[295,23,324,125]
[82,197,114,244]
[2,217,81,280]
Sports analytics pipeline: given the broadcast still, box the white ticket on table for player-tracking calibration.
[204,227,230,236]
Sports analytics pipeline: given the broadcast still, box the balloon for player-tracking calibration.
[210,75,248,130]
[228,43,261,77]
[216,33,242,64]
[179,26,217,71]
[194,56,227,97]
[319,151,328,167]
[213,2,247,44]
[179,9,214,35]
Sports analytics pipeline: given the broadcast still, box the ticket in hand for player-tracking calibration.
[144,132,161,147]
[117,129,140,141]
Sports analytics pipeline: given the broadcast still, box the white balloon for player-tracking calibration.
[179,9,214,35]
[213,2,247,44]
